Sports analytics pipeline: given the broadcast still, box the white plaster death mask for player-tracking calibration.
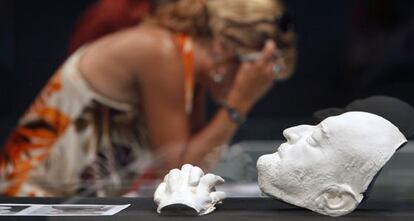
[154,164,226,216]
[257,111,407,217]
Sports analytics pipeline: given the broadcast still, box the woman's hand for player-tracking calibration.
[227,40,279,114]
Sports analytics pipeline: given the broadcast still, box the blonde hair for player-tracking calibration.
[148,0,296,79]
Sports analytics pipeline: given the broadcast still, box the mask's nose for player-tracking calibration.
[283,128,300,144]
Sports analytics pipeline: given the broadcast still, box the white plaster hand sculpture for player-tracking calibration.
[257,111,407,217]
[154,164,226,216]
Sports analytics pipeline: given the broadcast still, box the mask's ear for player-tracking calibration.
[314,184,363,217]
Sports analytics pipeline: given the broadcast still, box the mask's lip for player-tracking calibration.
[277,143,288,158]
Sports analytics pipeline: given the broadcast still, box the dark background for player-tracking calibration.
[1,0,414,144]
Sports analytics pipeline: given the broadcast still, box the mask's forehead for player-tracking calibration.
[316,115,373,167]
[320,114,348,133]
[320,113,369,142]
[319,112,405,162]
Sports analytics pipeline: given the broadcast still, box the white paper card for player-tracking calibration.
[0,204,130,216]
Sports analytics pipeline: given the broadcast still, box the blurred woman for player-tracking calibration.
[0,0,296,197]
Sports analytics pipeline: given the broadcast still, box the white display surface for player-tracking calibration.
[0,204,130,216]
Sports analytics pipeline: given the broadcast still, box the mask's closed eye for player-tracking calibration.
[307,125,327,147]
[306,135,319,147]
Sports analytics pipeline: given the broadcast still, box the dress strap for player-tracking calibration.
[176,33,195,115]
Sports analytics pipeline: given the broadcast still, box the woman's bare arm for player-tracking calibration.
[129,30,276,171]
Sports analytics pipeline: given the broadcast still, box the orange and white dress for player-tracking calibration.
[0,34,197,197]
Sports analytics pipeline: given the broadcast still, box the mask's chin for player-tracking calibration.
[257,167,311,210]
[257,154,280,175]
[257,154,309,206]
[257,154,285,197]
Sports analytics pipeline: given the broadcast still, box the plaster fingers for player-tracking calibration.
[197,173,225,194]
[179,164,193,185]
[209,191,227,204]
[189,166,204,186]
[154,182,167,204]
[154,164,226,216]
[166,168,182,191]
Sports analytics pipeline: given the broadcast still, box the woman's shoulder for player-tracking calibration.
[110,25,184,81]
[118,25,180,59]
[85,25,180,63]
[83,25,183,77]
[117,26,186,99]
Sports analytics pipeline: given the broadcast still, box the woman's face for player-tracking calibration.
[203,36,240,101]
[211,35,239,69]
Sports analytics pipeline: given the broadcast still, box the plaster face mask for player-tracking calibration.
[154,164,226,216]
[257,111,407,217]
